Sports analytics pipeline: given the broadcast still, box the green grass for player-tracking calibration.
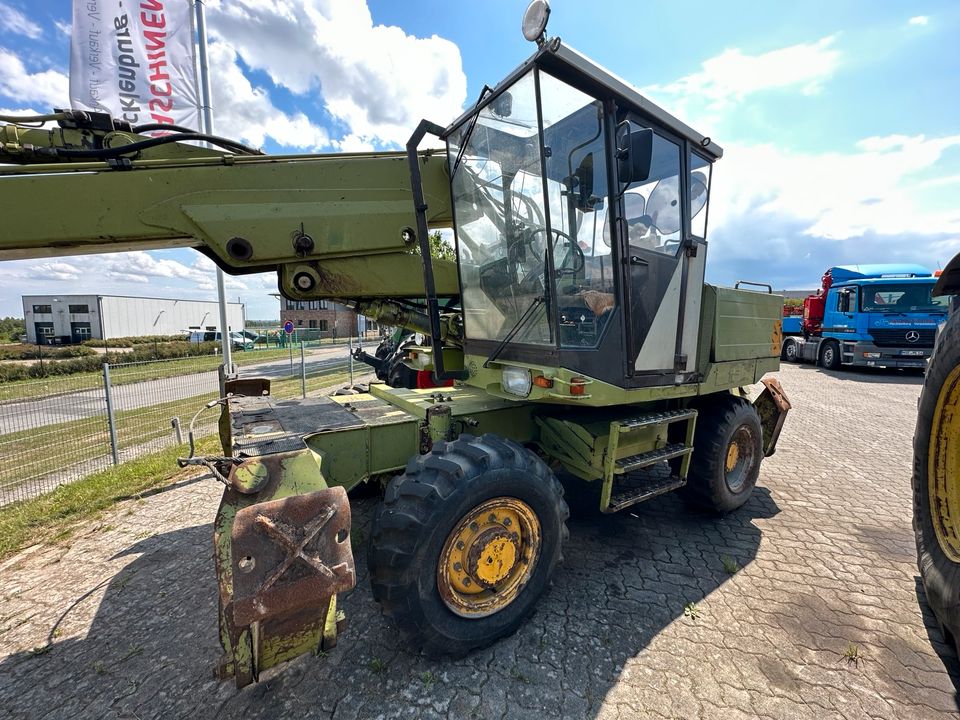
[0,436,219,561]
[721,555,740,575]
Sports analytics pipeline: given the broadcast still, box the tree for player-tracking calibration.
[428,230,455,261]
[0,317,25,343]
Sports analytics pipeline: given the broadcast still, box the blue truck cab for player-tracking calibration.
[784,264,948,369]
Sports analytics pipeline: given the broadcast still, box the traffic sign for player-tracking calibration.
[283,320,295,334]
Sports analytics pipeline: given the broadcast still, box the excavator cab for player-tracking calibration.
[440,43,720,388]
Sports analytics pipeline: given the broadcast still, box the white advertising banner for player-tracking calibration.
[70,0,200,129]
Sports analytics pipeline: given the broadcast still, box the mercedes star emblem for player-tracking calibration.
[905,330,921,343]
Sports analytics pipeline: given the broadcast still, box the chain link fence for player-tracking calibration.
[0,340,372,507]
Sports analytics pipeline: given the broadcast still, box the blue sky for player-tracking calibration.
[1,0,958,319]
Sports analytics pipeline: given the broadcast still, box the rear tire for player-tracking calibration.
[819,341,841,370]
[681,395,762,514]
[914,310,960,656]
[368,434,568,657]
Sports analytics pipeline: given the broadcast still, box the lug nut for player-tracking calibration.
[469,522,479,532]
[503,518,512,527]
[454,562,462,572]
[456,540,465,550]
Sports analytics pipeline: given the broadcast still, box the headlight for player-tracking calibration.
[501,366,532,397]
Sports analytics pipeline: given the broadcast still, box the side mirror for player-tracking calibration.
[616,126,653,185]
[572,152,595,212]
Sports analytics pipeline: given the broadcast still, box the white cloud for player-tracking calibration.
[0,2,41,39]
[0,49,68,108]
[712,134,960,242]
[55,20,72,36]
[25,262,82,282]
[206,42,330,150]
[206,0,467,148]
[644,35,841,120]
[908,16,929,26]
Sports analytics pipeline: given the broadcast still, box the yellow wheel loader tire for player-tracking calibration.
[914,310,960,655]
[368,434,568,657]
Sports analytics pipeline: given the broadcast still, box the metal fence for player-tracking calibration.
[0,341,371,507]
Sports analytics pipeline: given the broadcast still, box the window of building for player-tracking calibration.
[33,304,52,314]
[297,319,303,326]
[320,320,329,331]
[309,319,317,329]
[68,304,89,314]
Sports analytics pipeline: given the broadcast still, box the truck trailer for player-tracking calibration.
[781,264,947,370]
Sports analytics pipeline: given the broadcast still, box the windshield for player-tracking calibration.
[448,68,618,349]
[448,69,552,345]
[860,283,948,313]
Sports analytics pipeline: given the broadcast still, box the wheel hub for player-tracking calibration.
[437,497,541,618]
[467,529,518,588]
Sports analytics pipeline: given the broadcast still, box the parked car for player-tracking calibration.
[186,330,254,351]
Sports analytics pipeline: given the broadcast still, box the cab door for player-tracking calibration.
[617,124,686,376]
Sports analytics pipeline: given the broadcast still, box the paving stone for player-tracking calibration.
[1,365,957,719]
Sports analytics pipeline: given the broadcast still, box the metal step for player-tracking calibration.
[608,474,687,512]
[614,443,692,473]
[617,409,697,431]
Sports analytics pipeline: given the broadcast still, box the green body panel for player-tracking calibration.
[709,286,783,362]
[303,394,421,490]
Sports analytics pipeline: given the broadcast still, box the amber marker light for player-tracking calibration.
[533,375,554,389]
[570,377,587,395]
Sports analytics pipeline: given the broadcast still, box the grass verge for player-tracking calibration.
[0,436,219,562]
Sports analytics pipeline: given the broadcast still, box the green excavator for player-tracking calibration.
[0,3,789,686]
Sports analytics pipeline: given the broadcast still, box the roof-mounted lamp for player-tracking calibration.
[522,0,551,46]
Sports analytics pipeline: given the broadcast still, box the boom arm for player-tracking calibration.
[0,115,459,303]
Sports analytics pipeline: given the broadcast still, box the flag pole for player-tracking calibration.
[193,0,233,374]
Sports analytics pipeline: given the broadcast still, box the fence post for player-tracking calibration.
[348,334,354,386]
[102,362,120,466]
[300,341,307,398]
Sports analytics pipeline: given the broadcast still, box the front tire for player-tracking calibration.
[368,434,568,657]
[681,395,763,514]
[914,311,960,655]
[781,338,798,363]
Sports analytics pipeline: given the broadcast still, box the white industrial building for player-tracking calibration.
[22,294,244,344]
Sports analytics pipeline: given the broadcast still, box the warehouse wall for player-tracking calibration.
[22,295,244,343]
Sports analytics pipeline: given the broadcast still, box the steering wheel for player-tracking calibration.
[516,228,585,293]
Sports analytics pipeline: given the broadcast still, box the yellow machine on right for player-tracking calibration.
[914,253,960,653]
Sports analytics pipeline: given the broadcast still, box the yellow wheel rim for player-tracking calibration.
[725,442,740,473]
[437,497,541,618]
[929,364,960,562]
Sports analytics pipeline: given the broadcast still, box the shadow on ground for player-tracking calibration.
[915,579,960,694]
[0,479,778,719]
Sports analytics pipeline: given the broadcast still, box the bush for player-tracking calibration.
[0,344,96,361]
[0,363,28,382]
[81,334,184,348]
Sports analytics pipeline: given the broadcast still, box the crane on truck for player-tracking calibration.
[0,2,790,687]
[780,264,948,370]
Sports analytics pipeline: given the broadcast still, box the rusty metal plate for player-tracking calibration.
[230,487,355,627]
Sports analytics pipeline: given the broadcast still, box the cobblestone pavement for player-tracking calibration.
[1,364,957,719]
